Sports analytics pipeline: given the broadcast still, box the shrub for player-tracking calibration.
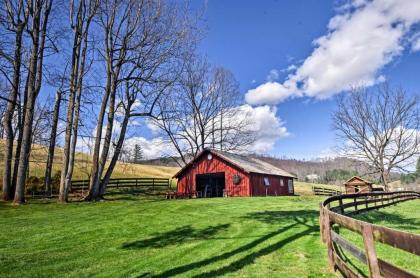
[51,171,61,194]
[26,176,42,194]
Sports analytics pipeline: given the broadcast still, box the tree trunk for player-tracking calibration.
[14,8,41,205]
[94,81,116,194]
[381,171,390,192]
[44,90,61,195]
[2,24,24,201]
[14,0,51,205]
[86,84,111,201]
[12,86,26,193]
[63,40,87,197]
[86,49,114,201]
[99,109,130,196]
[59,2,84,203]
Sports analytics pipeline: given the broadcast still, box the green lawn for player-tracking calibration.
[335,200,420,277]
[0,195,418,277]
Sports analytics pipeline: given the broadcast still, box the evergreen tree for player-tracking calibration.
[132,144,143,164]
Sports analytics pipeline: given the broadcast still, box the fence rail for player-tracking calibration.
[312,186,342,196]
[71,178,171,193]
[320,191,420,278]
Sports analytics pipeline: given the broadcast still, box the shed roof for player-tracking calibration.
[344,176,373,186]
[173,149,296,178]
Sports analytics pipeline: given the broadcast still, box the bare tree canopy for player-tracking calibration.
[152,56,255,166]
[332,85,420,190]
[85,0,197,201]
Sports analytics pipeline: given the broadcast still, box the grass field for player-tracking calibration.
[337,200,420,276]
[294,181,342,195]
[0,194,418,277]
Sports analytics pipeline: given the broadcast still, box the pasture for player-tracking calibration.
[0,140,179,181]
[1,194,418,277]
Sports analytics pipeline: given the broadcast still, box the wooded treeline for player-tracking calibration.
[0,0,253,204]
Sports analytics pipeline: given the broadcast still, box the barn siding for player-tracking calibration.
[177,154,250,197]
[249,173,294,196]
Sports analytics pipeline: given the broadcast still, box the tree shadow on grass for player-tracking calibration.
[148,210,319,278]
[334,244,368,278]
[354,209,420,231]
[122,224,230,249]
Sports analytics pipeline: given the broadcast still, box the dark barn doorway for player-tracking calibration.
[196,173,225,197]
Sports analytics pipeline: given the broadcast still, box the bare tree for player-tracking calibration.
[332,85,420,190]
[86,0,194,200]
[14,0,53,204]
[153,57,254,166]
[86,0,143,201]
[0,0,29,201]
[59,0,98,203]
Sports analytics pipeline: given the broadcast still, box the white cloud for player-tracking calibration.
[124,136,175,159]
[286,64,297,71]
[146,118,161,135]
[245,81,299,104]
[246,0,420,105]
[411,35,420,52]
[239,104,290,153]
[266,69,280,81]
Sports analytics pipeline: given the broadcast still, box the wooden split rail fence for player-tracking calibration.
[313,186,342,196]
[71,178,171,194]
[320,191,420,278]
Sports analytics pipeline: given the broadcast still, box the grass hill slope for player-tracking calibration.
[0,140,179,181]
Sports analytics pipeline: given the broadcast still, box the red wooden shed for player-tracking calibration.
[174,149,296,197]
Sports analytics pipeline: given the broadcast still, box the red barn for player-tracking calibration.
[174,149,295,197]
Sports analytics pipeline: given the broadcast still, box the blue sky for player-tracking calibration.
[190,0,420,159]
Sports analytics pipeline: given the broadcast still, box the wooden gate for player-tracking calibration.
[319,191,420,278]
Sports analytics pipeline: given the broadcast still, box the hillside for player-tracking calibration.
[252,154,405,184]
[0,140,179,182]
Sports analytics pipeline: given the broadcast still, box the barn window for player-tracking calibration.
[280,179,284,186]
[233,175,241,185]
[263,177,270,186]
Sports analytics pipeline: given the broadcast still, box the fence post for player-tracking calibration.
[153,178,155,191]
[338,198,344,214]
[320,204,325,243]
[362,224,380,278]
[323,211,335,271]
[354,197,358,214]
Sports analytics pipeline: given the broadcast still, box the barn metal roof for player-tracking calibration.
[173,149,296,178]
